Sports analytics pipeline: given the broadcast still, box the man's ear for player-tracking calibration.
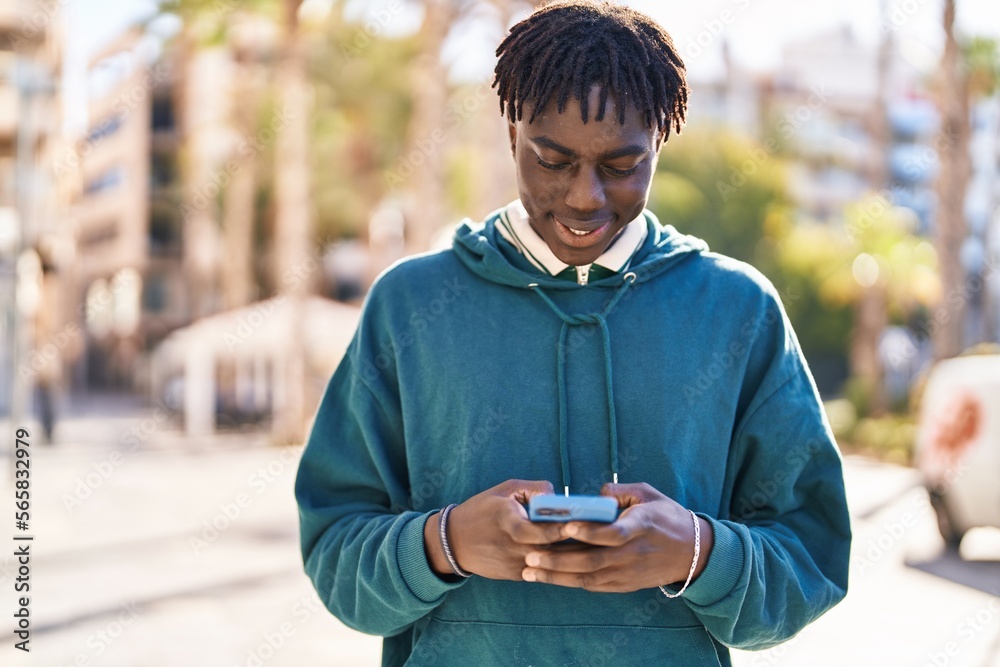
[507,120,517,157]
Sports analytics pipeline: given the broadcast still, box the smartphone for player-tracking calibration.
[528,494,618,523]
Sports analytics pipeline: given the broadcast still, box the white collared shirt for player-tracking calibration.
[495,200,647,285]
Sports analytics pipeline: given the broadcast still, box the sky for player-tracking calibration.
[62,0,1000,131]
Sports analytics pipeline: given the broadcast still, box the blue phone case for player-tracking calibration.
[528,494,619,523]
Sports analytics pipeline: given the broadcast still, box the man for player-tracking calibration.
[295,2,851,665]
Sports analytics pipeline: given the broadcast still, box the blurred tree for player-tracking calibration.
[932,0,972,360]
[220,14,276,310]
[646,129,853,375]
[404,0,454,254]
[934,0,971,359]
[649,130,941,399]
[164,0,279,318]
[649,129,789,268]
[854,0,896,413]
[308,5,419,241]
[164,0,315,442]
[271,0,311,444]
[961,36,1000,342]
[819,197,940,412]
[385,0,545,253]
[931,3,999,359]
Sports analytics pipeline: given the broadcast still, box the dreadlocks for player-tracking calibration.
[493,1,689,138]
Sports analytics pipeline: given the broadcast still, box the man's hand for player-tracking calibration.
[423,479,567,580]
[517,482,714,593]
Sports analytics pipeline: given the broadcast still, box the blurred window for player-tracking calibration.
[85,113,124,145]
[142,273,168,312]
[84,165,124,195]
[149,207,180,256]
[150,152,176,188]
[80,221,118,247]
[151,94,175,132]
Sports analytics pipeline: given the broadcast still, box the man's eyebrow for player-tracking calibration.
[529,135,648,160]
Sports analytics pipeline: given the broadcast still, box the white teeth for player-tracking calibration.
[568,227,590,236]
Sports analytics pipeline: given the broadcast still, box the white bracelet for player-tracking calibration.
[439,503,472,578]
[659,509,700,599]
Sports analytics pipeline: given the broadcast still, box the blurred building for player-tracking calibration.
[688,41,763,138]
[690,27,934,226]
[767,26,930,225]
[62,14,358,440]
[0,0,68,421]
[965,93,1000,344]
[690,24,1000,405]
[67,29,180,390]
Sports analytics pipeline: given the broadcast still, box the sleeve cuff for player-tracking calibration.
[679,515,746,607]
[397,511,468,603]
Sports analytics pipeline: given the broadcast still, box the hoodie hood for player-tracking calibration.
[452,207,708,291]
[451,206,709,495]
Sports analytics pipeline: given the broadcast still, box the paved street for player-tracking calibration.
[0,394,998,666]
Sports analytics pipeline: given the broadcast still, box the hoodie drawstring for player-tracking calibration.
[528,272,637,496]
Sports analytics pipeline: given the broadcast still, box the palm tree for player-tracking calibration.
[220,15,272,310]
[270,0,312,444]
[850,0,896,414]
[932,0,972,360]
[403,0,455,254]
[960,36,1000,342]
[168,0,275,319]
[401,0,546,253]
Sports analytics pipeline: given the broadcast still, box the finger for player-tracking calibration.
[506,513,566,545]
[521,565,622,592]
[558,512,646,547]
[599,481,665,506]
[524,545,617,574]
[507,480,556,505]
[498,497,565,545]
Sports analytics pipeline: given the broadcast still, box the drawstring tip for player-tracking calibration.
[612,473,618,484]
[564,486,570,497]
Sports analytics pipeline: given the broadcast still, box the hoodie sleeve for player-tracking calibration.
[294,341,467,637]
[673,290,851,650]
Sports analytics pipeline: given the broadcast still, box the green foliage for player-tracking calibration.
[841,374,874,419]
[839,197,940,318]
[650,128,788,267]
[823,398,857,444]
[829,391,916,465]
[649,128,853,367]
[850,414,917,465]
[308,11,419,240]
[161,0,280,46]
[962,36,1000,98]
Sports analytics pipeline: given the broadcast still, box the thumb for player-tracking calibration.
[600,482,665,508]
[502,479,556,504]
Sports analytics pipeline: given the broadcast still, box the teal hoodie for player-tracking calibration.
[295,208,851,667]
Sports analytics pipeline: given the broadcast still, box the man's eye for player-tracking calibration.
[603,164,640,177]
[536,156,569,171]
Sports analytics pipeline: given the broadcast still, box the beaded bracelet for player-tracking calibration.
[438,503,472,578]
[659,509,700,599]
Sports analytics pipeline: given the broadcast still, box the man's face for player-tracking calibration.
[508,86,665,266]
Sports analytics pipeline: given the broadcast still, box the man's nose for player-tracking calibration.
[564,166,606,214]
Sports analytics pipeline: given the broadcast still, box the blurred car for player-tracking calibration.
[915,354,1000,548]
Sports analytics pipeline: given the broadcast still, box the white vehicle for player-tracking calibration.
[915,354,1000,548]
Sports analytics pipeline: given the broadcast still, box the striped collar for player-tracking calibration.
[496,200,647,281]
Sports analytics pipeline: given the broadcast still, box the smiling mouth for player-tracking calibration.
[554,216,612,238]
